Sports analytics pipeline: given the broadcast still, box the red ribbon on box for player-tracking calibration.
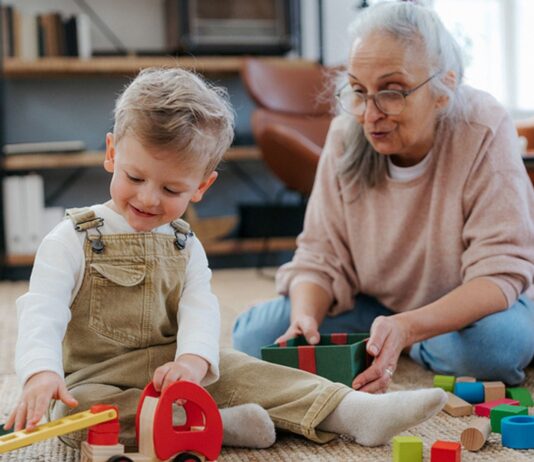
[331,333,348,344]
[297,345,317,374]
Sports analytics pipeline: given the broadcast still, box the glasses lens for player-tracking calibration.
[338,87,366,116]
[375,91,405,115]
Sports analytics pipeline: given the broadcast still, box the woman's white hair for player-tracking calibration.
[339,1,467,190]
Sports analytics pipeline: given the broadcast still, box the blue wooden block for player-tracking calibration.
[454,382,484,404]
[502,415,534,449]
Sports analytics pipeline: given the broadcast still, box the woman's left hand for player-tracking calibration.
[352,314,411,393]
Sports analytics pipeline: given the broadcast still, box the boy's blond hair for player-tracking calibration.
[113,67,235,175]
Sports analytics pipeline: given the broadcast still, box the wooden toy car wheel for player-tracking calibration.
[172,453,204,462]
[106,456,135,462]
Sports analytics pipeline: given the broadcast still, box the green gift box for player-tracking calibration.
[261,333,370,386]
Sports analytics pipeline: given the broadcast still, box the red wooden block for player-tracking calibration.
[87,421,120,434]
[87,404,120,446]
[87,430,119,445]
[431,440,461,462]
[474,398,520,417]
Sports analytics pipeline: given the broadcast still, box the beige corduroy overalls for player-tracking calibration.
[51,208,349,449]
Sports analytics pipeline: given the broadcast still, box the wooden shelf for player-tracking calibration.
[3,150,104,170]
[2,146,260,171]
[3,56,317,78]
[4,254,35,266]
[203,236,296,256]
[4,237,295,266]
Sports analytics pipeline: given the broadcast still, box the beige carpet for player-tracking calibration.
[1,270,533,461]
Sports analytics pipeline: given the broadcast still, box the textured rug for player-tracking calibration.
[1,272,533,461]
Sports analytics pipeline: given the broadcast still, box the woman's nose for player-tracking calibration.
[364,96,385,123]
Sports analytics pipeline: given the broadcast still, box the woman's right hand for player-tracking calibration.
[275,314,321,345]
[3,371,78,432]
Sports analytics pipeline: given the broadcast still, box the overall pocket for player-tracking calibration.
[89,262,148,348]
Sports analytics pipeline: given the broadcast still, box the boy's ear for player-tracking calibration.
[191,171,218,203]
[104,133,115,173]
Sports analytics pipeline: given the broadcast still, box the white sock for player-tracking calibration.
[318,388,447,446]
[220,403,276,448]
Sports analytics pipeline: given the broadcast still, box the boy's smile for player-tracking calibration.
[104,132,217,232]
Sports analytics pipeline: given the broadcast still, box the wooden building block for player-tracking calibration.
[456,377,476,383]
[443,392,472,417]
[474,398,519,417]
[483,381,505,402]
[431,440,461,461]
[454,382,484,404]
[490,404,528,433]
[460,418,491,451]
[434,375,456,393]
[392,436,423,462]
[506,387,534,407]
[502,415,534,449]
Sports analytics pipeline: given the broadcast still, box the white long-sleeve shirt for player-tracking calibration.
[15,204,220,386]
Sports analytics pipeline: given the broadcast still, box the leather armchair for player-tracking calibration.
[517,117,534,154]
[242,58,334,196]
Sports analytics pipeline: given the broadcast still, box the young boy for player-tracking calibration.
[6,67,447,450]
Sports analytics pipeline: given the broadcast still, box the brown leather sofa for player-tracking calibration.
[241,58,334,196]
[517,117,534,154]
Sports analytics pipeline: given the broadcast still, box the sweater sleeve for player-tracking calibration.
[461,114,534,305]
[176,237,220,386]
[15,221,83,385]
[276,116,360,315]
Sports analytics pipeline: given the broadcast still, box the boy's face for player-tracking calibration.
[104,132,217,232]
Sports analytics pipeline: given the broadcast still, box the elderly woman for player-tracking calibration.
[233,1,534,392]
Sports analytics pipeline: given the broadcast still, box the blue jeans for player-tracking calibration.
[233,294,534,385]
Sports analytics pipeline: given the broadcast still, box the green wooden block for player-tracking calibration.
[433,375,456,393]
[506,387,534,407]
[392,435,423,462]
[490,404,529,433]
[261,333,369,386]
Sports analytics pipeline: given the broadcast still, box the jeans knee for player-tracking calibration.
[232,297,291,358]
[232,311,260,357]
[462,318,534,384]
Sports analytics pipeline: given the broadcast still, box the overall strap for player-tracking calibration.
[170,218,194,250]
[65,207,105,254]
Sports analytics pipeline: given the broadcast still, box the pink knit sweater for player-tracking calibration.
[276,86,534,315]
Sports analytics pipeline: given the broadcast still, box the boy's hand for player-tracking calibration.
[4,371,78,432]
[152,354,209,392]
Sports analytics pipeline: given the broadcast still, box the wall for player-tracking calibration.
[4,0,290,216]
[3,0,366,216]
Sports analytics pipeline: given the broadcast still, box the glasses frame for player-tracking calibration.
[335,72,440,116]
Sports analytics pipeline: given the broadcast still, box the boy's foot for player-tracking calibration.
[319,388,447,446]
[220,403,276,448]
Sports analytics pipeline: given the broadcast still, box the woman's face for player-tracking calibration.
[348,31,447,166]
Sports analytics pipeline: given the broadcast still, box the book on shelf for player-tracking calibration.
[2,175,64,258]
[1,5,92,59]
[24,174,45,254]
[2,176,26,255]
[3,140,86,155]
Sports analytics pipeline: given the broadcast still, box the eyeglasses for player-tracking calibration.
[335,72,439,116]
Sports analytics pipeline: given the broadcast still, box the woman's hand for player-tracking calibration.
[352,314,411,393]
[275,314,321,345]
[152,354,209,392]
[4,371,78,432]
